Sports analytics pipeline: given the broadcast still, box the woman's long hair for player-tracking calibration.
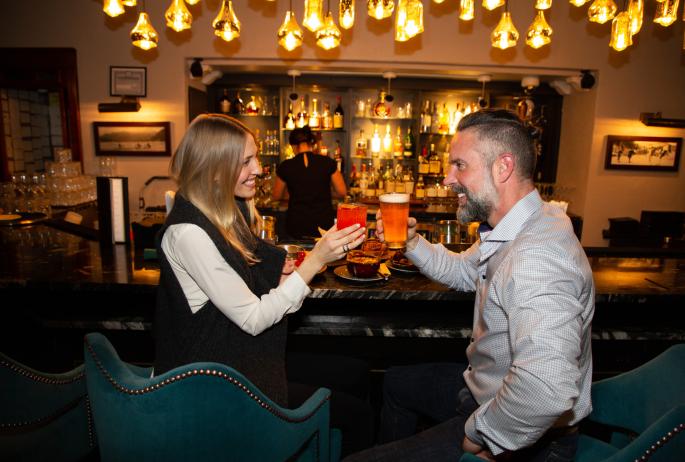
[171,114,260,264]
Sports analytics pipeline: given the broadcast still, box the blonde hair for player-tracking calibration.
[171,114,260,264]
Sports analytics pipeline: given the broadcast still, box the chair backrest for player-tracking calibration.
[84,332,335,462]
[575,344,685,461]
[0,352,95,461]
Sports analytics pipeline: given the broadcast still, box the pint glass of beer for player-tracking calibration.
[379,193,410,249]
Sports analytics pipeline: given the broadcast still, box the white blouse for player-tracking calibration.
[161,223,311,336]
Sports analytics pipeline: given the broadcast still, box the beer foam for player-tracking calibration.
[379,193,410,203]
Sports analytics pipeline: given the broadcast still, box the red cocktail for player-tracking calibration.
[337,203,367,230]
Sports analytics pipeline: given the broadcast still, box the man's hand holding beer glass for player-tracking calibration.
[375,193,419,251]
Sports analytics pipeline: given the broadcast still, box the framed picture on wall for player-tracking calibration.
[605,135,682,172]
[109,66,147,97]
[93,122,171,157]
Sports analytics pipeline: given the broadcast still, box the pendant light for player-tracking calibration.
[278,0,304,51]
[395,0,424,42]
[433,0,446,3]
[459,0,475,20]
[588,0,617,24]
[627,0,643,35]
[526,10,553,49]
[303,0,325,32]
[103,0,125,17]
[122,0,137,5]
[340,0,356,29]
[213,0,241,42]
[609,11,633,50]
[569,0,589,6]
[165,0,192,32]
[130,8,159,50]
[491,2,519,49]
[368,0,395,20]
[482,0,505,11]
[653,0,680,27]
[535,0,552,9]
[185,0,200,4]
[316,0,341,50]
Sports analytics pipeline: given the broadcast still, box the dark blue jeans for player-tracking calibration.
[343,363,578,462]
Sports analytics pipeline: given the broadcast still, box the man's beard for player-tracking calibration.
[454,176,497,224]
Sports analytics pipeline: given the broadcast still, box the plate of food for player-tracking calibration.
[333,265,385,283]
[387,250,419,273]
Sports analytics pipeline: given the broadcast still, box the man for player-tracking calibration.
[346,109,594,461]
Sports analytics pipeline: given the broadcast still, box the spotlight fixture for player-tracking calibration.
[580,70,596,89]
[382,71,396,102]
[477,74,491,108]
[287,69,301,101]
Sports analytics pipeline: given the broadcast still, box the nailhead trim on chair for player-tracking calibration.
[85,341,330,423]
[0,358,85,385]
[635,423,684,461]
[0,397,86,431]
[85,396,96,449]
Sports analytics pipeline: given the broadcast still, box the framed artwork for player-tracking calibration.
[93,122,171,157]
[109,66,147,97]
[605,135,682,172]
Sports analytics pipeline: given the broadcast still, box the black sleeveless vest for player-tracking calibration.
[154,194,288,405]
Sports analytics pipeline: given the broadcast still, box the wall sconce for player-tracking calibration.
[640,112,685,128]
[98,96,141,112]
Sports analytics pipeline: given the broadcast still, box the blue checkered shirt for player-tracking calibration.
[407,189,595,455]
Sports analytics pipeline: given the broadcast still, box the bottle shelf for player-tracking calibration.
[282,128,346,132]
[221,113,279,118]
[353,116,415,121]
[418,131,454,136]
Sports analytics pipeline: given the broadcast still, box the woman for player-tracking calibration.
[273,126,347,239]
[154,114,366,407]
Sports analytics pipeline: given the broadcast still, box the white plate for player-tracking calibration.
[333,265,385,282]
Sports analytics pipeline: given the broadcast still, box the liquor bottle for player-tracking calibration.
[382,124,393,157]
[296,98,308,128]
[309,98,321,128]
[438,103,450,134]
[415,175,425,200]
[245,95,259,115]
[383,164,394,193]
[333,96,344,128]
[319,138,328,157]
[430,101,440,134]
[417,145,430,174]
[370,124,381,158]
[393,126,403,158]
[254,129,263,154]
[429,143,441,175]
[355,129,368,157]
[219,89,231,113]
[403,126,414,158]
[321,101,333,129]
[232,91,244,115]
[420,100,432,133]
[334,140,344,173]
[285,103,296,129]
[373,90,390,118]
[359,163,369,196]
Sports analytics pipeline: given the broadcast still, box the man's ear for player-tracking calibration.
[493,153,515,183]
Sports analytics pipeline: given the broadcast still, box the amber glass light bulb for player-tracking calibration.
[103,0,125,17]
[482,0,505,10]
[278,11,304,51]
[316,12,342,49]
[122,0,137,6]
[526,10,553,49]
[368,0,395,20]
[130,12,159,50]
[627,0,643,35]
[653,0,680,27]
[165,0,193,32]
[185,0,200,4]
[588,0,617,24]
[569,0,589,6]
[395,0,424,41]
[213,0,241,42]
[609,12,633,50]
[433,0,446,3]
[491,11,519,49]
[459,0,475,20]
[303,0,325,31]
[535,0,552,9]
[340,0,356,29]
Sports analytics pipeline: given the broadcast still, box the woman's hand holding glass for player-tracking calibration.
[296,223,367,283]
[375,210,419,251]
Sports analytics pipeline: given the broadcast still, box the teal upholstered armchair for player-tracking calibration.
[84,332,341,462]
[459,344,685,462]
[0,352,95,461]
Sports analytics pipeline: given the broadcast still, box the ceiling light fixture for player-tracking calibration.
[213,0,241,42]
[165,0,192,32]
[340,0,356,29]
[130,2,159,50]
[491,1,518,50]
[316,0,342,50]
[459,0,475,20]
[103,0,126,17]
[278,0,304,51]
